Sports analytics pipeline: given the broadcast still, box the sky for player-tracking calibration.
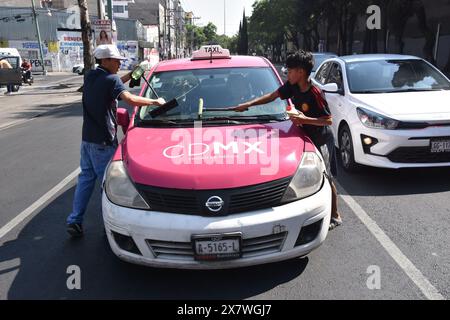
[179,0,256,37]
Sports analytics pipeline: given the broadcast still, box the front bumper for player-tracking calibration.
[102,178,332,269]
[351,122,450,169]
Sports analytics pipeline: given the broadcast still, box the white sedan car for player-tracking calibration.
[72,63,99,75]
[312,54,450,171]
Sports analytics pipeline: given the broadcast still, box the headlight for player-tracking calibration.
[357,107,399,130]
[104,161,150,209]
[282,152,325,203]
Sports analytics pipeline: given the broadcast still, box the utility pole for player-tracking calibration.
[97,0,105,19]
[107,0,113,21]
[434,23,441,63]
[224,0,226,36]
[168,0,172,59]
[30,0,46,75]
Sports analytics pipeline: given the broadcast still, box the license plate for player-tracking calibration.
[192,233,242,261]
[430,139,450,153]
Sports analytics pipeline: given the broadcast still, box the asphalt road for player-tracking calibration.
[0,70,448,300]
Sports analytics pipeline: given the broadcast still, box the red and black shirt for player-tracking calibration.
[278,82,333,146]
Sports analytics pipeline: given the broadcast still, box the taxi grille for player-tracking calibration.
[387,147,450,163]
[146,232,287,261]
[136,177,291,216]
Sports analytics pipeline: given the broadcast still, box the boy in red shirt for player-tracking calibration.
[234,50,342,230]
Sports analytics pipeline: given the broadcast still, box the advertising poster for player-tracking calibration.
[57,31,83,71]
[93,20,113,47]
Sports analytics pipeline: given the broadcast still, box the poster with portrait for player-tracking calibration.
[93,20,113,47]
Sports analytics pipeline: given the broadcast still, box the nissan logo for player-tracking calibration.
[205,196,224,212]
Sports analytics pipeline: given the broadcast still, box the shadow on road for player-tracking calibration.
[0,184,308,299]
[4,101,82,126]
[336,160,450,197]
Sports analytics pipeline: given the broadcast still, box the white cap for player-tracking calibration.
[94,44,127,60]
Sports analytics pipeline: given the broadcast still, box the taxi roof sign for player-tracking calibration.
[191,45,231,61]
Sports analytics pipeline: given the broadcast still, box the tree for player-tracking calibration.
[248,0,296,60]
[186,24,206,50]
[240,10,248,55]
[203,22,218,44]
[185,22,234,52]
[77,0,94,79]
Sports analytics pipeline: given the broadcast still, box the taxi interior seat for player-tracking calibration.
[186,77,227,109]
[225,73,252,106]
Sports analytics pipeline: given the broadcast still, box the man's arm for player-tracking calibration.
[234,90,280,112]
[120,71,132,84]
[120,91,165,107]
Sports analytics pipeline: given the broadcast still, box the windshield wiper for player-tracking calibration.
[388,88,445,93]
[352,90,385,94]
[137,118,194,126]
[204,115,286,122]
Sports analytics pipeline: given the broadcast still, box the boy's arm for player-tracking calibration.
[234,90,280,112]
[289,113,332,126]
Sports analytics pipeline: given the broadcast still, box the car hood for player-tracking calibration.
[352,90,450,121]
[123,122,309,190]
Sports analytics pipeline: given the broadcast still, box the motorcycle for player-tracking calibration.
[21,68,33,85]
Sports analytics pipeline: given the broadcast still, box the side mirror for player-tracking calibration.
[117,108,130,134]
[323,83,344,95]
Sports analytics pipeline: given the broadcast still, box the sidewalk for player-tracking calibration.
[0,70,132,130]
[0,74,84,130]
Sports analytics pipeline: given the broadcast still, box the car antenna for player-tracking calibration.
[210,42,213,63]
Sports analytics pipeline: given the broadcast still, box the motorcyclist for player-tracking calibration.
[21,59,32,84]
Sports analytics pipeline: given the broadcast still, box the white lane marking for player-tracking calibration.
[0,168,80,241]
[336,182,445,300]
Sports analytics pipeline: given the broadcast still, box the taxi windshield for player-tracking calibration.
[138,67,287,122]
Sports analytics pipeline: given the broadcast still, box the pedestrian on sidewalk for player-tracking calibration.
[234,50,342,230]
[66,44,166,237]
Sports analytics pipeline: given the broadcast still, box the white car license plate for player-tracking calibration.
[430,139,450,153]
[193,234,241,261]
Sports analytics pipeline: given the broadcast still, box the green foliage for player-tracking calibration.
[186,22,234,51]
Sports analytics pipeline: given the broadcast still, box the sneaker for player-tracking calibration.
[67,223,83,237]
[329,217,343,231]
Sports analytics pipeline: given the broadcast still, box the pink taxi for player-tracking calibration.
[102,46,332,269]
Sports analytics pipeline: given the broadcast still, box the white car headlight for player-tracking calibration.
[282,152,325,203]
[357,107,399,130]
[104,161,150,209]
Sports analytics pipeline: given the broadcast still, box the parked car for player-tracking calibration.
[102,45,332,269]
[310,52,338,78]
[0,56,22,92]
[0,48,23,66]
[72,63,99,75]
[281,52,338,79]
[312,54,450,171]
